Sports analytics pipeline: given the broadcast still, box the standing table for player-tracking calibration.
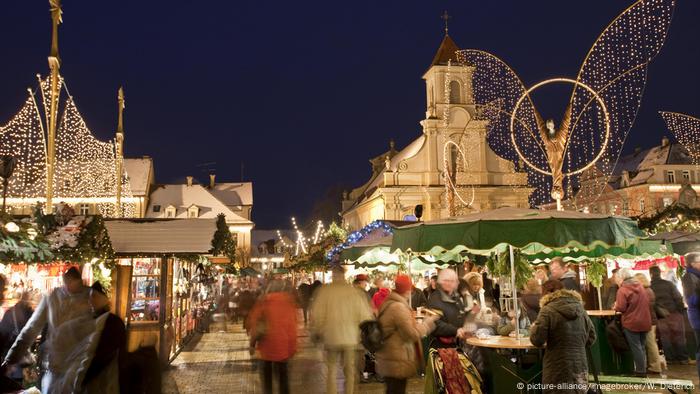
[467,336,542,393]
[586,310,634,375]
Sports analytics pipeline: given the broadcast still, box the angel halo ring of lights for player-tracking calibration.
[509,78,611,178]
[509,78,611,177]
[442,140,476,209]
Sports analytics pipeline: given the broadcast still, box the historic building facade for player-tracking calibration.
[341,35,532,230]
[549,136,700,216]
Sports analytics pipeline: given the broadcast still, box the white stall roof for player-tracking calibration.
[105,219,216,254]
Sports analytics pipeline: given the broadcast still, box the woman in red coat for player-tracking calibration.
[248,280,298,394]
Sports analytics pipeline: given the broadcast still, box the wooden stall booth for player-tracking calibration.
[105,219,218,365]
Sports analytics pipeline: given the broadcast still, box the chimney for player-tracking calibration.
[186,176,193,187]
[209,174,216,188]
[661,136,670,147]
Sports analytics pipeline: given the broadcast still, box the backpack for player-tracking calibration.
[359,301,394,353]
[605,316,629,353]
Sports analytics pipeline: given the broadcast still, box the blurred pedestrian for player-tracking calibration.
[423,275,438,302]
[310,267,372,394]
[603,268,619,310]
[248,280,298,394]
[79,282,127,393]
[634,273,661,374]
[650,265,688,364]
[2,267,92,391]
[530,280,595,394]
[549,258,580,292]
[297,280,312,324]
[410,284,427,311]
[615,267,651,377]
[375,275,437,394]
[520,279,541,324]
[368,275,385,299]
[0,291,34,384]
[426,269,467,348]
[681,252,700,380]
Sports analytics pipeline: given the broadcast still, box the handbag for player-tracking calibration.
[605,316,629,353]
[654,304,671,319]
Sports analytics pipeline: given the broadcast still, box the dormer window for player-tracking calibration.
[187,205,199,218]
[153,205,161,213]
[165,205,176,218]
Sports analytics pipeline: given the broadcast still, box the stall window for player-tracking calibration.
[130,258,161,323]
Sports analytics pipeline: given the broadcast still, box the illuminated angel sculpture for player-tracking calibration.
[457,0,675,208]
[660,112,700,165]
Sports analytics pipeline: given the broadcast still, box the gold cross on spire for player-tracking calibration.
[441,10,451,36]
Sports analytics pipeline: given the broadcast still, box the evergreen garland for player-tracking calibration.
[486,248,532,289]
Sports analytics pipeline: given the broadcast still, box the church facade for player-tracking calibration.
[341,35,532,230]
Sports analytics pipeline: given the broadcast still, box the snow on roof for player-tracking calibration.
[210,182,253,206]
[146,184,251,223]
[123,157,153,196]
[105,219,216,254]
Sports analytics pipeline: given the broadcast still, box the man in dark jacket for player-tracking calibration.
[549,258,580,292]
[650,265,688,364]
[681,252,700,380]
[423,275,438,301]
[426,269,466,348]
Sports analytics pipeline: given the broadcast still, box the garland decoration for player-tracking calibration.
[485,248,532,289]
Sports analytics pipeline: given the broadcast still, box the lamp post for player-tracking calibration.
[0,156,16,214]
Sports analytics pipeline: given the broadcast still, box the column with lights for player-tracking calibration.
[45,0,63,212]
[115,87,125,217]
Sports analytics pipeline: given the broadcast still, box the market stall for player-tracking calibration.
[105,218,219,364]
[389,207,653,384]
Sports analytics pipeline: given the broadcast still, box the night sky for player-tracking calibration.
[0,1,698,229]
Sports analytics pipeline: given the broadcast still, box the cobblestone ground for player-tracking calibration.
[162,316,423,393]
[163,314,699,393]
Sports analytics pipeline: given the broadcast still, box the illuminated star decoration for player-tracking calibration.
[0,75,136,217]
[456,0,675,207]
[660,112,700,165]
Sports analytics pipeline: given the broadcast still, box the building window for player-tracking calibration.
[639,198,645,213]
[187,205,199,218]
[64,179,71,188]
[663,197,673,207]
[79,203,89,216]
[153,205,161,213]
[129,258,161,323]
[683,170,691,183]
[622,200,629,216]
[667,170,676,183]
[165,206,176,218]
[449,80,461,104]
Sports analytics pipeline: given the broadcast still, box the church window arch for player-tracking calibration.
[449,80,461,104]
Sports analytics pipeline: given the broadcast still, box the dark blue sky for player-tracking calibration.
[0,1,697,229]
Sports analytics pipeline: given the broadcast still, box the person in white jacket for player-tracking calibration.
[2,267,91,393]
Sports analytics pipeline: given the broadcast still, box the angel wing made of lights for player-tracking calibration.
[660,111,700,165]
[457,0,675,206]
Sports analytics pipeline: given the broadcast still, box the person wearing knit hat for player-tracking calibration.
[375,274,438,393]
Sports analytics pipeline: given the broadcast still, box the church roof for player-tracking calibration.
[430,35,460,66]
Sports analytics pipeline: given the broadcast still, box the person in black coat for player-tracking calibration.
[426,269,466,348]
[650,265,689,364]
[84,282,128,393]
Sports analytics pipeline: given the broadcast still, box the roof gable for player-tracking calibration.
[147,184,250,223]
[430,35,460,67]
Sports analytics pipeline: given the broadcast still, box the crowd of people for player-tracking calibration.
[0,267,160,394]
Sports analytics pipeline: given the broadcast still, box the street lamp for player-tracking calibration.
[0,156,16,214]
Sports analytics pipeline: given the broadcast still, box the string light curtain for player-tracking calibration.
[660,112,700,165]
[456,0,675,207]
[0,74,136,217]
